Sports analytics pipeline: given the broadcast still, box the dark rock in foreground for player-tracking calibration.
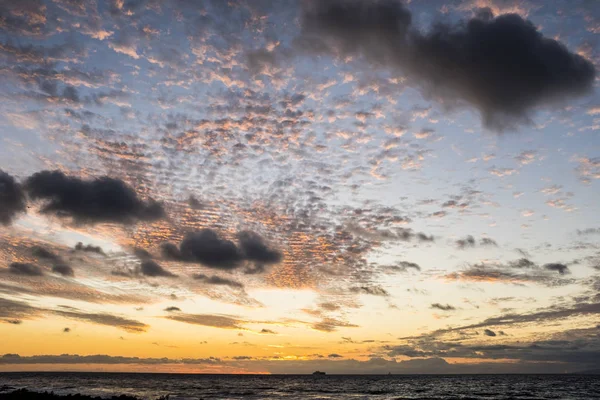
[0,389,167,400]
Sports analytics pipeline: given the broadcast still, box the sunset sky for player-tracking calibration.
[0,0,599,374]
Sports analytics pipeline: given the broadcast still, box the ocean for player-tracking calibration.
[0,372,599,399]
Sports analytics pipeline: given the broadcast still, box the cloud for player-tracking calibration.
[31,246,59,260]
[480,238,498,247]
[163,229,242,269]
[54,309,148,333]
[350,285,389,297]
[0,170,26,225]
[164,307,181,312]
[24,170,165,224]
[577,228,600,236]
[74,242,105,255]
[165,313,244,330]
[382,261,421,273]
[237,231,282,265]
[260,329,277,334]
[444,260,575,287]
[508,258,536,268]
[193,274,244,288]
[456,235,476,249]
[0,299,148,333]
[484,329,497,337]
[543,263,569,275]
[423,302,600,337]
[312,317,359,332]
[431,303,456,311]
[0,298,40,324]
[456,235,497,249]
[133,247,153,260]
[8,262,44,276]
[162,229,281,271]
[298,1,595,131]
[52,264,74,277]
[0,354,220,365]
[140,260,177,278]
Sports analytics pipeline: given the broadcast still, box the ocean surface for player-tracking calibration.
[0,372,599,399]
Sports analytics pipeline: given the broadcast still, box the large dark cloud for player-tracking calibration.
[164,229,242,269]
[31,246,59,260]
[24,170,165,224]
[0,170,26,226]
[237,231,282,265]
[162,229,281,271]
[544,263,569,275]
[8,262,44,276]
[140,260,176,278]
[299,0,596,131]
[52,264,74,277]
[74,242,105,255]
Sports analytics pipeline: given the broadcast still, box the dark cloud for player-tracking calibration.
[456,235,476,249]
[193,274,244,289]
[299,1,596,131]
[164,307,181,312]
[133,247,153,260]
[162,229,281,271]
[63,327,70,333]
[260,328,277,334]
[543,263,569,275]
[165,313,244,329]
[163,229,242,269]
[577,228,600,236]
[0,298,40,323]
[74,242,105,255]
[140,260,177,278]
[382,261,421,273]
[328,353,343,358]
[456,236,497,249]
[54,309,148,333]
[24,170,165,224]
[31,246,59,260]
[8,262,44,276]
[237,231,282,265]
[431,303,456,311]
[188,195,203,209]
[445,261,573,287]
[509,258,536,269]
[480,238,498,247]
[52,264,74,277]
[0,170,26,225]
[0,353,221,365]
[389,327,600,369]
[427,302,600,337]
[349,285,389,297]
[312,317,359,332]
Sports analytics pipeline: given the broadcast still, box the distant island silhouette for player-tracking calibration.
[312,371,326,375]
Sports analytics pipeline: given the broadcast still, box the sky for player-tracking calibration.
[0,0,599,375]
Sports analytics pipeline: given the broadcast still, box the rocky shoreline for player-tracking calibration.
[0,389,168,400]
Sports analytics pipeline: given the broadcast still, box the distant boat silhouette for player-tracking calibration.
[312,371,326,375]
